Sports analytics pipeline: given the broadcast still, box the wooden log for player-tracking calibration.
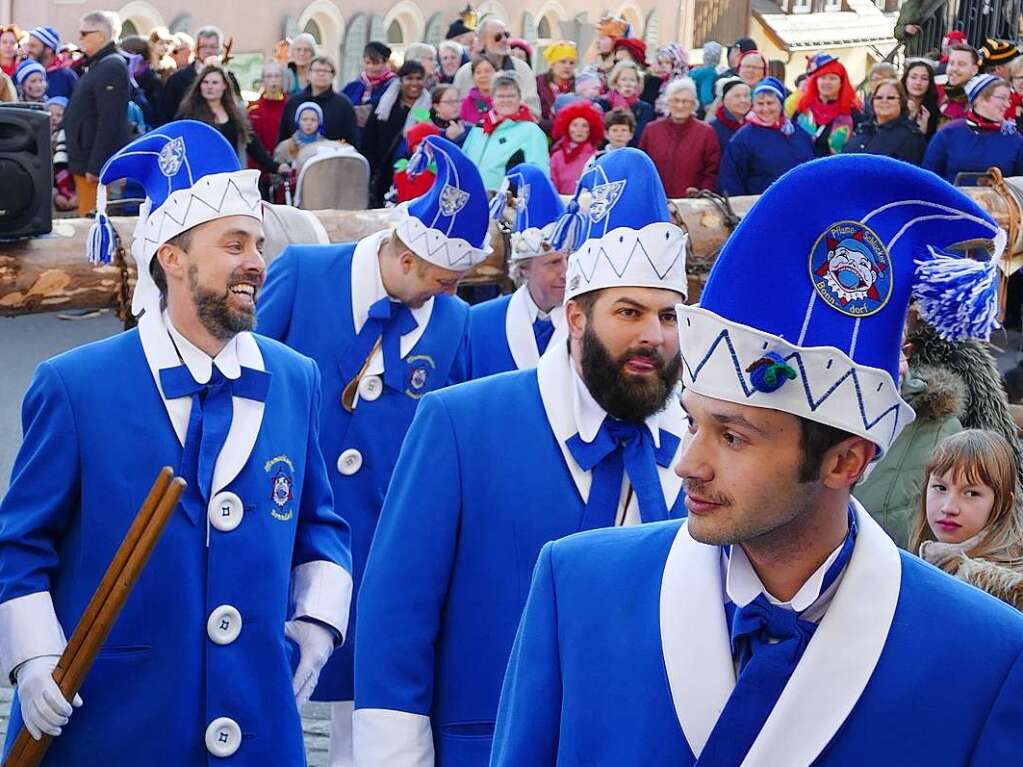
[0,185,1018,317]
[2,469,185,767]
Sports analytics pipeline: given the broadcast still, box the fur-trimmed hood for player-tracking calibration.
[903,364,967,423]
[955,555,1023,611]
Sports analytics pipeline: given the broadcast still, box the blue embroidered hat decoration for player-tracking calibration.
[677,154,1005,459]
[558,147,687,301]
[490,163,566,260]
[87,120,262,316]
[395,134,492,269]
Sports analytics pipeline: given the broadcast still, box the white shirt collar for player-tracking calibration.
[163,309,241,383]
[521,284,551,322]
[570,358,662,449]
[351,229,433,333]
[725,537,846,614]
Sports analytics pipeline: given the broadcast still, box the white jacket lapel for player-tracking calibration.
[742,500,901,767]
[210,332,267,498]
[505,286,567,370]
[660,521,736,758]
[138,310,191,446]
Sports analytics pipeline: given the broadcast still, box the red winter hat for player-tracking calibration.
[552,100,604,146]
[612,37,647,67]
[406,121,441,152]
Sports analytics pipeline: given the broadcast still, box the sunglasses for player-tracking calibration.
[492,31,510,41]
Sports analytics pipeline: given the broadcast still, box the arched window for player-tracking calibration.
[303,19,322,44]
[537,16,552,38]
[120,19,139,38]
[387,19,404,45]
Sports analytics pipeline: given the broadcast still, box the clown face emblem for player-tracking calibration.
[271,468,293,508]
[158,137,186,178]
[439,184,470,216]
[809,222,892,318]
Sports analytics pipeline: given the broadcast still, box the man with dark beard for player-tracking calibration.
[0,121,353,766]
[352,148,687,766]
[491,156,1023,767]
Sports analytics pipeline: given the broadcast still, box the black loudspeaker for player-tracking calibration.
[0,103,52,239]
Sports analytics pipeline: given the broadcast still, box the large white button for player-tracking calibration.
[337,448,363,476]
[208,492,244,532]
[358,374,383,402]
[207,604,242,645]
[205,717,241,757]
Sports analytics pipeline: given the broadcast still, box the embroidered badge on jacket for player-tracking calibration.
[405,354,436,398]
[809,221,892,317]
[265,455,295,521]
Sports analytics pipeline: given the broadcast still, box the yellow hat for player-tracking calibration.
[544,40,577,64]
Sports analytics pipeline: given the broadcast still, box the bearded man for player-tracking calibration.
[351,148,688,767]
[0,122,352,766]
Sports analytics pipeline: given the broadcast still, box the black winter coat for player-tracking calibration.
[278,87,358,146]
[62,42,131,176]
[841,115,928,166]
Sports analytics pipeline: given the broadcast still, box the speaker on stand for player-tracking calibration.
[0,102,53,240]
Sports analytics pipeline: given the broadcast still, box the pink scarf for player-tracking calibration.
[358,69,395,103]
[608,90,638,111]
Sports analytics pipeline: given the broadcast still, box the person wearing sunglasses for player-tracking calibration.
[451,18,541,118]
[842,79,927,165]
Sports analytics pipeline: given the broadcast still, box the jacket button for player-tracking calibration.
[205,717,241,757]
[209,492,244,532]
[358,374,383,402]
[337,448,363,476]
[207,605,243,645]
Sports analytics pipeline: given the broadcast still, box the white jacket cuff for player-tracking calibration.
[290,560,353,641]
[0,591,67,682]
[354,708,434,767]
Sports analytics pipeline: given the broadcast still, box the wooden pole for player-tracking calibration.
[3,469,186,767]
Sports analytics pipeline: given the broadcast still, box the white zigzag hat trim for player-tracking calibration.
[394,210,492,269]
[566,222,688,301]
[677,304,915,460]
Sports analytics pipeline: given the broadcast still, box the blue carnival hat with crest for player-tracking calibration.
[395,134,492,269]
[556,147,687,301]
[678,154,1005,458]
[489,163,566,260]
[86,120,263,316]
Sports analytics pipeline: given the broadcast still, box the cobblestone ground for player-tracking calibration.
[0,684,334,764]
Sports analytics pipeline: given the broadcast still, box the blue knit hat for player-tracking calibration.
[752,76,786,103]
[14,59,45,87]
[678,154,1005,458]
[87,120,262,315]
[557,147,687,300]
[294,101,324,131]
[394,134,492,269]
[489,163,566,260]
[965,73,1002,103]
[29,25,60,52]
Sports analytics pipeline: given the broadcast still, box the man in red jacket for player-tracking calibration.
[639,77,720,197]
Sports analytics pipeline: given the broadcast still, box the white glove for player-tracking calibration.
[16,655,83,740]
[285,619,336,708]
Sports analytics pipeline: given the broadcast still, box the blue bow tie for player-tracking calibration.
[159,363,270,525]
[341,296,418,394]
[532,316,555,355]
[565,417,680,529]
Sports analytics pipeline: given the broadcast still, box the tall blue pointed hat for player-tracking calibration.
[394,134,492,269]
[558,147,687,301]
[489,163,566,260]
[679,154,1005,458]
[87,120,262,316]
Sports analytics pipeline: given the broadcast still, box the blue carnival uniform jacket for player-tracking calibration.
[353,344,687,767]
[467,286,566,380]
[719,123,815,196]
[923,119,1023,185]
[257,232,470,702]
[0,311,352,766]
[492,502,1023,767]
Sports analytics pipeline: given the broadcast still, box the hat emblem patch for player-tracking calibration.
[809,221,892,317]
[439,184,470,216]
[515,183,530,212]
[157,137,186,178]
[588,180,626,222]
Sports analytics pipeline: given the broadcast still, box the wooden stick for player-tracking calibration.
[3,470,186,767]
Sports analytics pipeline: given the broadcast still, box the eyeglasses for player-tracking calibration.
[438,98,461,104]
[492,31,510,41]
[310,67,334,75]
[873,95,900,100]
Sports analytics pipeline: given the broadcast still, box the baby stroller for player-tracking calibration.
[293,145,371,210]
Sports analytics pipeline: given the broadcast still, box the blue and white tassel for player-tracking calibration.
[489,178,510,221]
[550,197,585,252]
[86,184,116,264]
[406,142,431,180]
[913,245,1001,342]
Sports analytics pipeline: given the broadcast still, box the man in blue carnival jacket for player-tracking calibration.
[0,121,353,766]
[353,149,689,767]
[258,135,490,767]
[468,163,568,379]
[492,155,1023,767]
